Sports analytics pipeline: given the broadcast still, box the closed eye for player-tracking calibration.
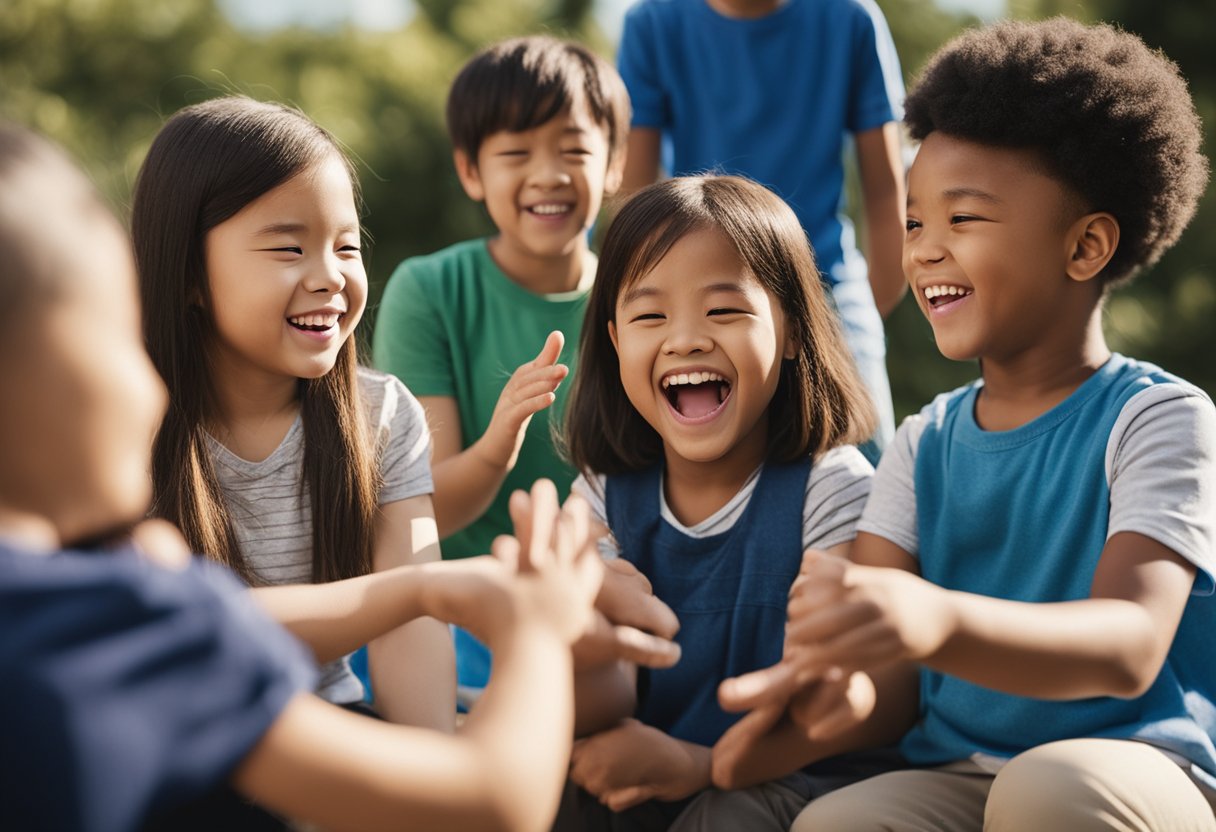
[263,246,303,255]
[708,307,746,316]
[339,244,361,253]
[630,312,665,322]
[951,215,983,225]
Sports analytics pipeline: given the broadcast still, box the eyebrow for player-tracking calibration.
[619,281,748,306]
[254,221,359,237]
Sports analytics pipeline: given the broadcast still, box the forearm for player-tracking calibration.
[430,445,511,539]
[574,661,637,737]
[369,617,457,732]
[928,592,1165,698]
[251,566,429,664]
[862,198,906,317]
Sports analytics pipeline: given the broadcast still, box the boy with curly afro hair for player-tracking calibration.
[712,17,1216,831]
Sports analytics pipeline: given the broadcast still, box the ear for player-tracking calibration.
[1065,212,1119,283]
[604,149,627,197]
[452,149,486,202]
[608,319,620,354]
[783,331,798,361]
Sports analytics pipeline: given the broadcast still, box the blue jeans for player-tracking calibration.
[830,277,894,464]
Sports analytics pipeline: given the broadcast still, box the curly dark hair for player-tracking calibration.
[904,17,1208,285]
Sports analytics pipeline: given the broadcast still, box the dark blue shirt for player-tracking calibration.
[0,541,316,832]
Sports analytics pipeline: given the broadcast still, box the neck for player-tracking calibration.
[706,0,785,19]
[487,235,594,296]
[206,345,300,460]
[976,304,1110,431]
[660,422,768,527]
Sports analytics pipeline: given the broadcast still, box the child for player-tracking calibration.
[372,36,637,695]
[726,18,1216,831]
[556,175,901,830]
[616,0,908,458]
[0,120,605,832]
[130,96,455,729]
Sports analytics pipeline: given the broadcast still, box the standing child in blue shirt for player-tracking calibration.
[719,18,1216,831]
[0,120,612,832]
[373,37,676,700]
[555,175,906,831]
[617,0,908,458]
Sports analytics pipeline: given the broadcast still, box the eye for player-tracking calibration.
[338,244,361,254]
[630,312,665,323]
[707,307,745,316]
[266,246,303,255]
[497,150,528,158]
[905,218,922,232]
[950,215,980,225]
[563,147,592,156]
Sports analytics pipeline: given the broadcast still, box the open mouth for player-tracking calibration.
[923,285,973,309]
[287,312,342,333]
[662,371,731,421]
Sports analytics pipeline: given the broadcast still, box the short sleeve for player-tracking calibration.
[363,370,435,505]
[0,547,315,832]
[618,6,669,129]
[846,0,905,133]
[571,472,620,560]
[1106,385,1216,592]
[373,258,456,397]
[803,446,874,550]
[857,413,926,556]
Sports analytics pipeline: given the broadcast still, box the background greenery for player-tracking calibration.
[2,0,1210,418]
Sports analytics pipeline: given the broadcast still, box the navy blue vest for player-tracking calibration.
[605,459,811,746]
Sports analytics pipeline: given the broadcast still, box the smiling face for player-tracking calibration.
[0,153,167,545]
[609,226,794,474]
[904,132,1103,365]
[455,98,621,280]
[203,153,366,387]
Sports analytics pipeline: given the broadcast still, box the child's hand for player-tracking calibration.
[569,719,710,811]
[128,519,192,570]
[489,478,603,646]
[572,559,682,670]
[788,671,876,741]
[782,549,949,677]
[475,330,568,470]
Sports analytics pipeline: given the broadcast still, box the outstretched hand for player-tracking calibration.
[477,330,568,470]
[573,558,682,670]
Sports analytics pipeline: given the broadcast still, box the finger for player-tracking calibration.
[605,557,653,593]
[521,478,560,572]
[505,370,568,402]
[717,660,797,712]
[785,602,875,647]
[560,494,592,566]
[605,785,654,812]
[716,699,785,756]
[507,489,533,563]
[490,533,521,572]
[534,329,565,367]
[608,625,681,668]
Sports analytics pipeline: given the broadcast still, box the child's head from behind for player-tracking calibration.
[565,175,874,476]
[0,124,167,546]
[446,36,630,266]
[131,97,377,583]
[904,18,1208,290]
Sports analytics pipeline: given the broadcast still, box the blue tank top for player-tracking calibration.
[605,459,810,747]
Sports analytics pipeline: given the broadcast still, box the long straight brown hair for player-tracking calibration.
[563,175,875,477]
[131,96,378,585]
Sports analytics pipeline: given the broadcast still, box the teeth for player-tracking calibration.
[530,204,570,215]
[922,285,971,300]
[289,313,340,327]
[661,371,727,389]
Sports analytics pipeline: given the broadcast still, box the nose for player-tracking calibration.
[662,317,713,356]
[529,150,573,189]
[303,253,346,294]
[905,225,947,268]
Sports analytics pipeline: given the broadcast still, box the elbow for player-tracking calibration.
[1105,629,1168,700]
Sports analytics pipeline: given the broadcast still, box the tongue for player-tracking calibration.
[675,384,722,418]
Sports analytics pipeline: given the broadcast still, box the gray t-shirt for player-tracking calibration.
[208,367,433,704]
[572,445,874,559]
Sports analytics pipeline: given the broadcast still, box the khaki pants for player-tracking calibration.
[792,739,1216,832]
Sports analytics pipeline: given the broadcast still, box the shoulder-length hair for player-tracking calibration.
[131,95,378,585]
[564,175,875,476]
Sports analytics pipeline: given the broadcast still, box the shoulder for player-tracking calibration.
[810,445,873,488]
[906,381,980,444]
[357,367,425,434]
[385,238,492,292]
[623,0,685,28]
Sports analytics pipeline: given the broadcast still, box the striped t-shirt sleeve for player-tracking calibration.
[363,369,434,505]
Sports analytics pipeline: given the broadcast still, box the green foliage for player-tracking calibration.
[1,0,1210,417]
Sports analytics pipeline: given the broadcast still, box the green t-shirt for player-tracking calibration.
[372,238,588,560]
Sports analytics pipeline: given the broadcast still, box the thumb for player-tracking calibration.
[535,330,565,367]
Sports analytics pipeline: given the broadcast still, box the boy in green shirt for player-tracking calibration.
[374,36,633,698]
